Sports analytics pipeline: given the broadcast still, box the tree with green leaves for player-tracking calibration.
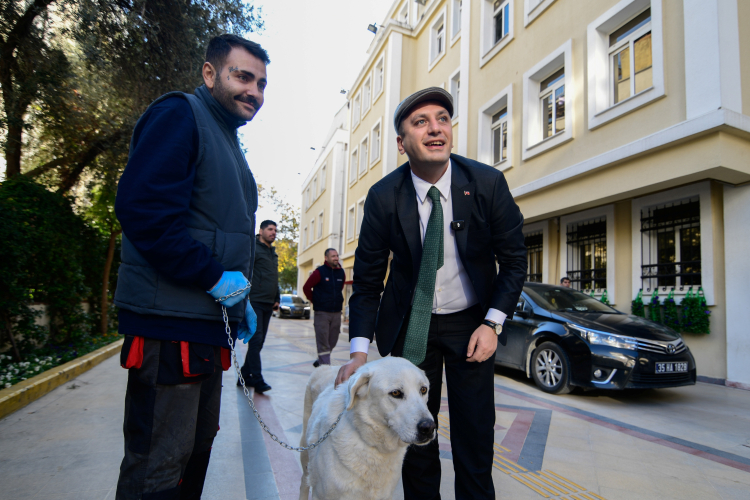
[258,184,300,292]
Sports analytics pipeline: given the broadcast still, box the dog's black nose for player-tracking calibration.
[417,418,436,438]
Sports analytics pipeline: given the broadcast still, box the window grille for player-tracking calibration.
[640,197,701,292]
[525,232,543,282]
[566,218,607,290]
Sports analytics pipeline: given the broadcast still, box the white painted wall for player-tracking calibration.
[724,183,750,388]
[684,0,743,119]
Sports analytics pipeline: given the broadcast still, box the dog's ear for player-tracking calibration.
[345,370,371,411]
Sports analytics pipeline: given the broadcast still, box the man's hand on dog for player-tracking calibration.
[335,352,367,387]
[466,324,498,362]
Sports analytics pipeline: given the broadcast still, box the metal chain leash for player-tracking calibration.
[216,285,345,452]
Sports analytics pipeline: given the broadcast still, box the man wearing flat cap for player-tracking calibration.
[336,87,527,499]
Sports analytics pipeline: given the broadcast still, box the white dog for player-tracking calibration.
[298,357,435,500]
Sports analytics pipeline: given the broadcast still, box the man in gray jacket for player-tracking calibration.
[239,220,280,393]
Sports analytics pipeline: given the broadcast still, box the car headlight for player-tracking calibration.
[304,307,310,311]
[567,323,637,351]
[281,306,290,311]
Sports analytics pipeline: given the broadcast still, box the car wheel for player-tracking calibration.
[531,342,572,394]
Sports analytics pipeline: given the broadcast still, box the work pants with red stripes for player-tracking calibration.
[116,337,225,500]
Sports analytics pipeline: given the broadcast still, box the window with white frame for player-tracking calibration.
[370,122,381,165]
[303,227,308,248]
[493,0,510,45]
[359,137,368,175]
[320,164,326,193]
[352,92,361,129]
[312,175,317,199]
[640,197,701,293]
[477,85,512,169]
[318,211,324,239]
[429,10,447,69]
[452,0,462,38]
[356,199,365,235]
[399,3,409,25]
[566,218,607,291]
[525,232,543,283]
[522,40,572,160]
[374,57,384,99]
[480,0,514,67]
[347,205,355,240]
[491,107,508,166]
[450,71,460,119]
[610,8,652,105]
[539,67,565,140]
[362,77,371,117]
[587,1,664,129]
[524,0,556,27]
[305,187,310,210]
[350,149,358,185]
[309,218,315,243]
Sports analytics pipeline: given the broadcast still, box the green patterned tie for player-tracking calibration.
[402,186,444,365]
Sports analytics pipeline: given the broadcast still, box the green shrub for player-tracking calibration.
[631,290,645,317]
[0,177,119,359]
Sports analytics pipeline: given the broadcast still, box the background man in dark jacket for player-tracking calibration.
[113,34,269,499]
[239,220,280,393]
[303,248,346,366]
[336,88,527,499]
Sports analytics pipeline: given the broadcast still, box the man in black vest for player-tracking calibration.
[336,88,527,499]
[113,35,269,499]
[303,248,346,366]
[238,220,280,393]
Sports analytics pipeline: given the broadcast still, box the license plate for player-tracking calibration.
[655,362,688,374]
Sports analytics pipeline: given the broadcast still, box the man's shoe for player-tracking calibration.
[254,381,272,394]
[312,360,320,368]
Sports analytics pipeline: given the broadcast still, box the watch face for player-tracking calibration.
[494,324,503,335]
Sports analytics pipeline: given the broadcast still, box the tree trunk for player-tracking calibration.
[100,230,121,335]
[2,313,23,362]
[4,123,23,178]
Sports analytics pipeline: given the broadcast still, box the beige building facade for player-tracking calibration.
[297,105,350,294]
[298,0,750,388]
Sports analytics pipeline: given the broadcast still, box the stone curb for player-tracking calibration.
[0,338,124,420]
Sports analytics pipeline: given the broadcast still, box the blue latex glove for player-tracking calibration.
[207,271,251,307]
[237,300,257,344]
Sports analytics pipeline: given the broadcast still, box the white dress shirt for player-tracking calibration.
[350,161,506,355]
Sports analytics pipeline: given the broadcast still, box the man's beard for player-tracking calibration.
[214,77,259,121]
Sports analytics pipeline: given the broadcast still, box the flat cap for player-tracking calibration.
[393,87,454,133]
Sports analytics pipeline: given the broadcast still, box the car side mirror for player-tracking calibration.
[515,302,528,318]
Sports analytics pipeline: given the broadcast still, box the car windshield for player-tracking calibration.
[282,296,306,305]
[524,286,618,314]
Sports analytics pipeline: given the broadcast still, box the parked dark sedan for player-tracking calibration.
[495,283,696,394]
[278,294,310,319]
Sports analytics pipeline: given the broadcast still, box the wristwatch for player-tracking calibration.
[482,319,503,336]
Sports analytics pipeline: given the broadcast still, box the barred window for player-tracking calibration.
[566,218,607,291]
[640,197,701,292]
[525,232,543,283]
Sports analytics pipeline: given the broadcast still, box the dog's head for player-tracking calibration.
[345,357,435,446]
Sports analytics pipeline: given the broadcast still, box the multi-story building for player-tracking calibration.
[297,104,350,293]
[299,0,750,389]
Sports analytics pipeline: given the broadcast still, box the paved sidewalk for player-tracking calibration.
[1,316,750,499]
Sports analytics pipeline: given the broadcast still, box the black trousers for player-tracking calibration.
[239,301,274,384]
[116,339,223,500]
[392,304,497,500]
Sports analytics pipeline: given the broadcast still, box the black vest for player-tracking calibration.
[312,264,346,312]
[114,86,258,323]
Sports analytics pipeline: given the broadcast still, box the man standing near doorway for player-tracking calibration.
[336,88,527,499]
[239,220,280,393]
[114,34,269,499]
[303,248,346,366]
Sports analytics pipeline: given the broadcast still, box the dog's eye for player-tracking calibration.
[420,386,428,395]
[389,390,403,399]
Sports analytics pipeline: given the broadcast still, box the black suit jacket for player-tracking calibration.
[349,154,527,357]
